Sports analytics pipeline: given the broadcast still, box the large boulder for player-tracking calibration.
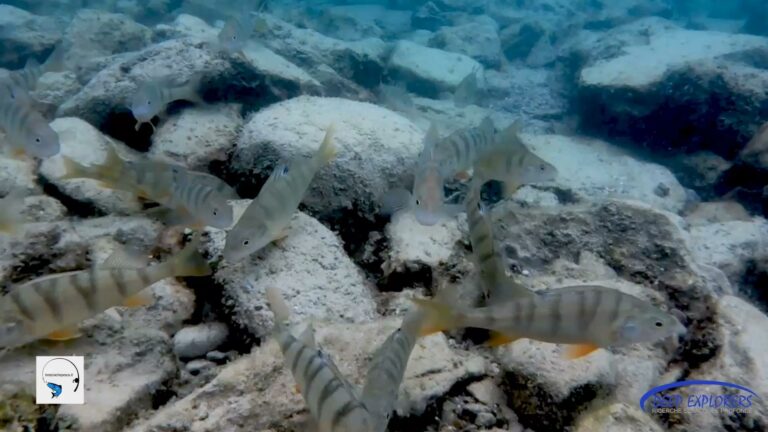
[208,208,378,339]
[0,5,63,69]
[429,17,502,68]
[388,40,482,97]
[64,9,153,61]
[230,96,423,219]
[575,23,768,161]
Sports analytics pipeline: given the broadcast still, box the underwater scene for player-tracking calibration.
[0,0,767,431]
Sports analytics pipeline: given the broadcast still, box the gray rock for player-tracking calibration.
[230,96,423,219]
[29,71,82,107]
[57,38,308,132]
[128,318,486,431]
[185,359,217,375]
[173,322,229,359]
[210,210,377,338]
[674,151,733,195]
[429,17,502,68]
[0,5,63,69]
[574,402,663,432]
[388,40,483,97]
[149,104,243,171]
[312,5,410,41]
[576,22,768,159]
[64,9,153,61]
[153,13,218,41]
[685,217,768,284]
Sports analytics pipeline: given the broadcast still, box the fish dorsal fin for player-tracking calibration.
[100,245,149,269]
[423,122,440,150]
[298,322,317,349]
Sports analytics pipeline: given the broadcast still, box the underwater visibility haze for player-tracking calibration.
[0,0,767,431]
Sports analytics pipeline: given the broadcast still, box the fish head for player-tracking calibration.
[412,165,445,226]
[222,225,269,262]
[206,198,234,229]
[130,84,160,123]
[616,308,687,344]
[520,154,558,184]
[26,122,60,158]
[217,19,246,54]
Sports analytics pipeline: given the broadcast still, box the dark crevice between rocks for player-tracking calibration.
[739,257,768,312]
[500,372,608,431]
[38,174,107,219]
[182,272,259,356]
[149,379,177,410]
[387,375,488,432]
[715,162,768,217]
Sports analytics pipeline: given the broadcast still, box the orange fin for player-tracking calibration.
[123,291,154,308]
[565,343,600,359]
[294,384,301,394]
[486,331,520,347]
[45,327,82,341]
[455,170,471,181]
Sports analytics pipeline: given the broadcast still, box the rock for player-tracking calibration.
[383,211,462,283]
[0,156,39,195]
[257,14,389,89]
[429,17,502,68]
[576,24,768,160]
[240,41,322,96]
[39,117,144,215]
[682,295,768,430]
[211,210,377,338]
[128,318,487,431]
[488,66,567,119]
[153,13,218,41]
[149,104,243,171]
[0,5,63,69]
[230,96,423,219]
[313,5,411,41]
[173,322,229,359]
[521,134,688,213]
[574,402,663,432]
[64,9,153,61]
[673,151,733,197]
[185,359,217,376]
[500,21,546,61]
[412,1,451,32]
[57,38,308,147]
[684,201,752,226]
[686,217,768,284]
[29,71,82,107]
[388,40,483,97]
[205,350,233,364]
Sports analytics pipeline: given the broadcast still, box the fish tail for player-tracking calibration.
[317,124,337,164]
[42,43,66,74]
[169,234,212,277]
[184,72,206,105]
[410,297,463,336]
[265,286,291,324]
[59,155,95,181]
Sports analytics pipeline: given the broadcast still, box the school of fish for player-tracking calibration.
[0,4,691,431]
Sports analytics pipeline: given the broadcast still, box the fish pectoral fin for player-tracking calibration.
[486,331,520,347]
[123,290,154,308]
[502,181,522,198]
[565,343,600,360]
[45,327,82,341]
[293,384,301,394]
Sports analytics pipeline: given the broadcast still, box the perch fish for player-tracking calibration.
[266,286,375,432]
[413,284,686,359]
[0,237,212,350]
[223,125,336,262]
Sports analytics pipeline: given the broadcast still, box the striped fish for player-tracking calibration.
[129,73,204,131]
[361,309,424,432]
[413,284,686,359]
[465,180,533,303]
[60,145,236,229]
[8,44,66,91]
[0,237,212,350]
[266,287,375,432]
[0,83,59,158]
[223,125,336,262]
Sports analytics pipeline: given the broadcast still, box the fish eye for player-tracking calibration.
[539,165,545,171]
[35,138,41,143]
[243,240,249,246]
[415,199,421,206]
[146,100,151,105]
[655,321,663,327]
[212,208,218,216]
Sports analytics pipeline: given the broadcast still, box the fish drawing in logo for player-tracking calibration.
[47,382,62,398]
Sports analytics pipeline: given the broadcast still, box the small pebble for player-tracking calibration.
[186,359,216,376]
[654,182,670,197]
[173,322,229,359]
[206,350,234,364]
